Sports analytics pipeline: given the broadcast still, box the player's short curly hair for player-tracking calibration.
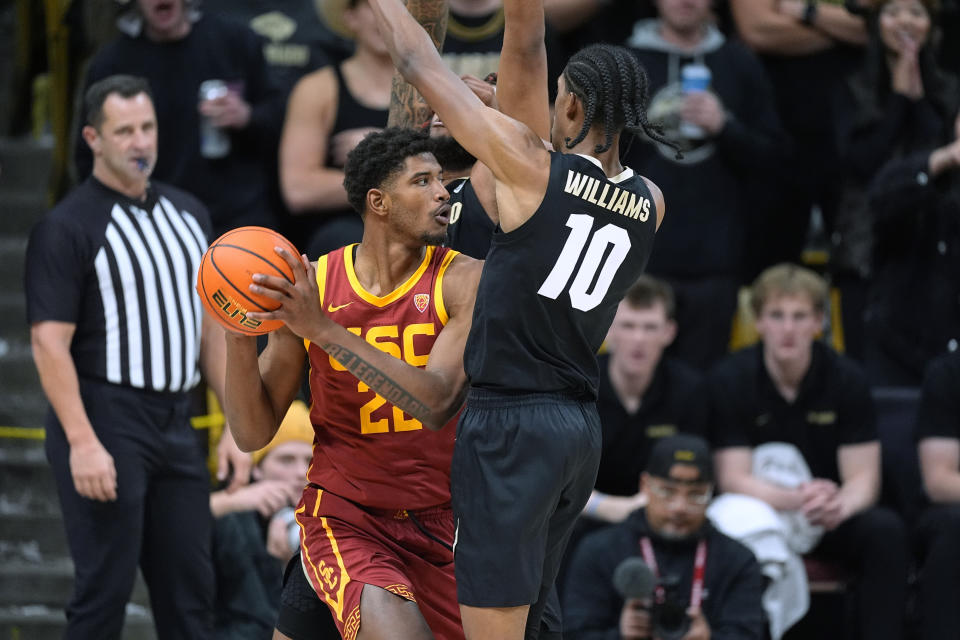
[343,127,437,217]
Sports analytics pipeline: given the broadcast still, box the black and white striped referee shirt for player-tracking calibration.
[25,177,213,393]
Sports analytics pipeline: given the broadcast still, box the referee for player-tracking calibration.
[25,75,242,640]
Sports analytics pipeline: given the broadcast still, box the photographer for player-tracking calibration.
[563,435,765,640]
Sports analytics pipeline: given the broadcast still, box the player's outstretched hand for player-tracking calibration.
[247,247,333,341]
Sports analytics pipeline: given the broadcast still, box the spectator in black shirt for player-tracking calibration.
[915,352,960,640]
[708,263,908,640]
[75,0,285,237]
[585,276,706,524]
[203,0,340,91]
[564,435,766,640]
[728,0,867,274]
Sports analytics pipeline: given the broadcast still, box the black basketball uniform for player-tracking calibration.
[445,177,496,260]
[451,152,657,636]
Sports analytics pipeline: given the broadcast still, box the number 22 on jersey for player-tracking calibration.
[538,214,631,311]
[328,323,435,434]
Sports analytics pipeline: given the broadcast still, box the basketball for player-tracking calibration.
[196,226,300,335]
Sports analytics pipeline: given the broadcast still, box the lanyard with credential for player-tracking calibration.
[639,536,708,609]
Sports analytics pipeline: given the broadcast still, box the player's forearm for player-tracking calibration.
[223,334,284,450]
[30,333,97,446]
[387,74,434,128]
[199,316,228,405]
[281,169,351,213]
[499,0,551,139]
[370,0,441,83]
[313,326,462,429]
[503,0,546,55]
[404,0,447,51]
[387,0,448,128]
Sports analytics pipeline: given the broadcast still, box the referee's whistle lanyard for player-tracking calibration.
[639,536,708,609]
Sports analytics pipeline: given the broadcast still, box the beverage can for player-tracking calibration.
[199,79,231,159]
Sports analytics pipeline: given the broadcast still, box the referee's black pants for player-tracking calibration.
[915,503,960,640]
[45,379,214,640]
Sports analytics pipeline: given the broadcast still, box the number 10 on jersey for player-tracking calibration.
[538,214,631,311]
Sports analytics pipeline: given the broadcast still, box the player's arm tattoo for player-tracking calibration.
[323,342,434,422]
[387,0,448,128]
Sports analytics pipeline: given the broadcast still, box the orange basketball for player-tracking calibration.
[196,226,300,335]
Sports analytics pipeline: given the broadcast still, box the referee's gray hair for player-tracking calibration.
[85,75,154,130]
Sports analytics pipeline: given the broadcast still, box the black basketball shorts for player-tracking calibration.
[451,389,602,610]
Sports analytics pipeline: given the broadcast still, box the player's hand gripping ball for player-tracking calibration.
[197,226,299,335]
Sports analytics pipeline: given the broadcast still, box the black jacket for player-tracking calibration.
[865,150,960,380]
[563,509,765,640]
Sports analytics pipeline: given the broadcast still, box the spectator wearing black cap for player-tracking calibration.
[707,263,908,640]
[563,435,765,640]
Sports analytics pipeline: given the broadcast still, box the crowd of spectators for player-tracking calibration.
[31,0,960,637]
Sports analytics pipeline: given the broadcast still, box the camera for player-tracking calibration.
[651,575,691,640]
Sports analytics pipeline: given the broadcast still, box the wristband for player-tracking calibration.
[802,1,818,26]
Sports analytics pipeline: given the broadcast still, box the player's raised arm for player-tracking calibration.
[223,328,306,451]
[498,0,550,141]
[368,0,550,193]
[386,0,448,128]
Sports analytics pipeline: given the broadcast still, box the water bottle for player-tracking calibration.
[679,64,711,140]
[199,79,231,159]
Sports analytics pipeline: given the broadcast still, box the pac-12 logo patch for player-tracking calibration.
[414,293,430,313]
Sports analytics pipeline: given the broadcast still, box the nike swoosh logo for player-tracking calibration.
[327,302,353,312]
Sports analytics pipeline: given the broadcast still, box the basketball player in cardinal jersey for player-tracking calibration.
[222,127,482,640]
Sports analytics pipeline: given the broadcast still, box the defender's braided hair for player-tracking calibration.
[562,44,680,157]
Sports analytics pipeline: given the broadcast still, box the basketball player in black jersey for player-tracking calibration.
[367,1,672,638]
[261,1,562,638]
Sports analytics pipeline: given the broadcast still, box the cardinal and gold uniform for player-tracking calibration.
[295,243,463,640]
